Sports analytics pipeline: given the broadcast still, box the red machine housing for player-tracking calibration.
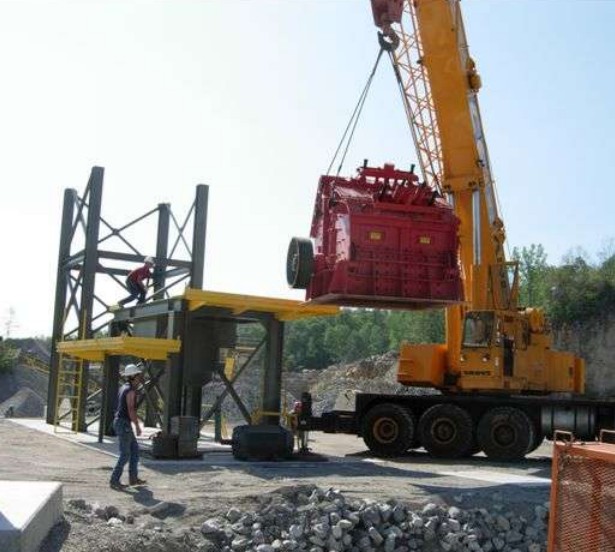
[306,163,462,309]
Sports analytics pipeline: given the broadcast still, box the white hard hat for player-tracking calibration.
[122,363,143,377]
[144,256,155,266]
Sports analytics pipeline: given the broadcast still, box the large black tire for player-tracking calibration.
[463,441,482,457]
[231,425,294,461]
[286,237,314,289]
[362,403,416,457]
[477,407,534,462]
[418,404,474,459]
[526,423,544,455]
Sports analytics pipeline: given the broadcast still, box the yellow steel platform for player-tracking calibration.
[56,336,181,361]
[183,289,339,321]
[56,291,337,361]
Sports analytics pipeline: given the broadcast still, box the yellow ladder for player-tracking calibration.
[53,354,84,433]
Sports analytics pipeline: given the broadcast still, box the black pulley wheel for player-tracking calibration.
[477,407,534,462]
[286,237,314,289]
[362,403,416,457]
[418,403,474,459]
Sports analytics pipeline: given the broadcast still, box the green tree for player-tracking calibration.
[387,310,444,349]
[284,317,335,370]
[0,339,17,374]
[546,251,615,326]
[512,244,549,307]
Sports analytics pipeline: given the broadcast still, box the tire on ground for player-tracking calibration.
[464,441,482,457]
[477,406,534,462]
[362,403,416,457]
[526,421,544,454]
[417,403,474,459]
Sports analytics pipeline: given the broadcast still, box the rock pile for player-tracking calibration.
[60,489,548,552]
[200,487,548,552]
[308,352,438,415]
[0,387,45,417]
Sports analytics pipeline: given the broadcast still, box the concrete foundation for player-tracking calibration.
[0,481,63,552]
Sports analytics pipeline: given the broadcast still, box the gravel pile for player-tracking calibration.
[199,487,548,552]
[201,351,439,421]
[0,387,45,417]
[53,486,548,552]
[309,352,438,415]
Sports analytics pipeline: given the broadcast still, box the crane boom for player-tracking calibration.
[372,0,583,394]
[382,0,509,311]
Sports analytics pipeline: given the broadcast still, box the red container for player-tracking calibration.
[299,163,462,309]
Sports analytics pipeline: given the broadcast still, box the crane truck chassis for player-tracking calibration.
[297,391,615,461]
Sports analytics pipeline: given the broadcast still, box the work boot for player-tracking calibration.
[109,481,128,491]
[129,477,147,486]
[108,304,121,312]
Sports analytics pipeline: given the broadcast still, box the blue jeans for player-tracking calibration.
[118,279,146,306]
[110,418,139,484]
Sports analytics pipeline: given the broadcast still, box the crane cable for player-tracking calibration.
[325,47,386,178]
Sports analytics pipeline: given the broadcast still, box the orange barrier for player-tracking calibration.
[548,430,615,552]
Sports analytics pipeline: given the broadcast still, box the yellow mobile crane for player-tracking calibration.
[298,0,608,462]
[372,0,584,396]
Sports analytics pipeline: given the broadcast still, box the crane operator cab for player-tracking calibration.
[462,311,494,348]
[462,311,515,382]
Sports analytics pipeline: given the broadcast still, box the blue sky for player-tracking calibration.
[0,0,613,336]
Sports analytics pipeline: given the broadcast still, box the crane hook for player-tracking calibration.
[378,30,400,52]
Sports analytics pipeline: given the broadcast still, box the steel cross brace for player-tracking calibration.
[201,338,265,426]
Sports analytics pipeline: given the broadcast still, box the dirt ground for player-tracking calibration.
[0,419,553,551]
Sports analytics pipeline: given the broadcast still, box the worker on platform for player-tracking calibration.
[111,256,155,310]
[109,363,147,490]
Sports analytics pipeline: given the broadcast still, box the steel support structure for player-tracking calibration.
[48,166,209,431]
[262,315,284,425]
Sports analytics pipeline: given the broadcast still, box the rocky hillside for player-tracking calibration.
[554,318,615,398]
[0,338,49,417]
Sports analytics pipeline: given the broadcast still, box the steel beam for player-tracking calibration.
[163,353,183,433]
[190,184,208,289]
[48,188,78,424]
[99,352,120,441]
[262,315,284,425]
[154,203,171,300]
[97,250,192,269]
[141,204,170,427]
[76,167,104,430]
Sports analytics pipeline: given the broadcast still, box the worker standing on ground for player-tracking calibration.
[112,256,155,309]
[110,363,147,490]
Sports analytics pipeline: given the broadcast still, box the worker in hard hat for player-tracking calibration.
[111,256,155,310]
[109,363,147,490]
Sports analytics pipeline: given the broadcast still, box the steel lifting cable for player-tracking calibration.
[326,47,386,178]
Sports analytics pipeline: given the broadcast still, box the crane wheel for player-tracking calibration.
[526,424,544,455]
[417,404,474,459]
[477,407,534,462]
[286,237,314,289]
[362,403,416,457]
[463,441,482,457]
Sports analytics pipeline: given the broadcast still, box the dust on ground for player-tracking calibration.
[0,420,552,552]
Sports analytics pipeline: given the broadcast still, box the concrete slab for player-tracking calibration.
[9,418,229,460]
[439,469,551,486]
[0,481,63,552]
